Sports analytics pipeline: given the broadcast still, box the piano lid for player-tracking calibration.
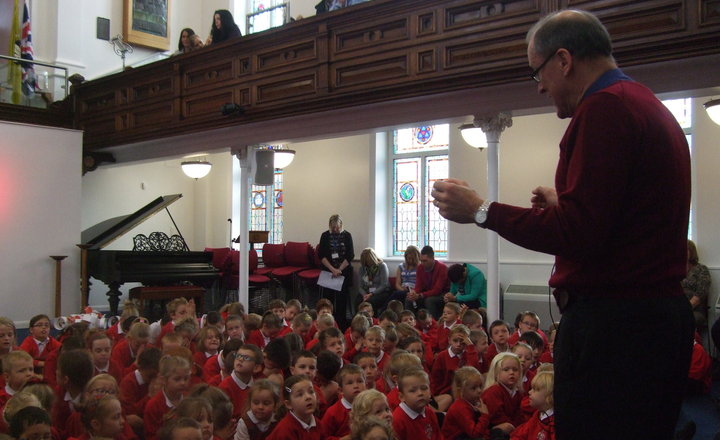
[82,194,183,250]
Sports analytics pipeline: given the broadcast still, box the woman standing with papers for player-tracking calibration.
[318,214,354,330]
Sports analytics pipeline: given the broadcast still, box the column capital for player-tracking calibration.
[474,112,513,135]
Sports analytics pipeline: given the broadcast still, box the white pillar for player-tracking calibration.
[234,147,251,310]
[474,113,513,322]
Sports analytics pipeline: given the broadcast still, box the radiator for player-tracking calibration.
[502,283,560,330]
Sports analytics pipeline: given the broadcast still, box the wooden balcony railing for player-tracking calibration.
[8,0,720,156]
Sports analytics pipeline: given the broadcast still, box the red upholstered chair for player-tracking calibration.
[228,250,272,301]
[248,249,271,285]
[255,243,286,276]
[204,247,232,306]
[272,242,313,298]
[298,244,323,305]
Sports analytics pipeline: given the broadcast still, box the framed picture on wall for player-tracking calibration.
[123,0,171,51]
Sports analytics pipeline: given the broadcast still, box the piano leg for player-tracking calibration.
[107,281,122,316]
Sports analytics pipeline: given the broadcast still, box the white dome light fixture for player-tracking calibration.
[704,99,720,126]
[459,123,488,149]
[273,149,296,169]
[181,160,212,179]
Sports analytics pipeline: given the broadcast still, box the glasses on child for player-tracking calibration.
[521,321,539,329]
[235,353,254,361]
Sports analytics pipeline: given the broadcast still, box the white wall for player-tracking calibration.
[0,121,82,325]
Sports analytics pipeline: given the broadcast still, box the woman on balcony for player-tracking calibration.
[206,9,242,45]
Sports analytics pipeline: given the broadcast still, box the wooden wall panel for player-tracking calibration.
[51,0,720,152]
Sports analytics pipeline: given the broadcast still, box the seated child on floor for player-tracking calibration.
[158,417,202,440]
[266,375,321,440]
[19,314,59,375]
[349,389,393,433]
[186,385,233,440]
[234,379,279,440]
[484,320,512,367]
[442,366,490,440]
[75,395,125,440]
[9,406,51,440]
[430,324,478,411]
[482,352,526,435]
[0,351,34,408]
[174,397,214,440]
[392,367,442,440]
[363,326,389,372]
[511,371,555,440]
[382,351,422,410]
[219,344,263,419]
[193,325,223,371]
[470,328,490,374]
[144,355,192,440]
[52,349,94,438]
[247,312,283,349]
[321,364,366,440]
[436,302,462,352]
[119,346,161,433]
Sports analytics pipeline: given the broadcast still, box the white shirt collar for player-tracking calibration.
[231,371,252,389]
[217,351,224,368]
[341,397,352,409]
[501,382,517,397]
[118,325,124,335]
[443,321,454,330]
[134,369,146,386]
[399,402,425,419]
[290,411,317,430]
[162,389,181,408]
[246,410,276,432]
[374,350,385,364]
[448,347,459,358]
[96,362,110,373]
[540,409,554,420]
[34,338,47,354]
[205,351,215,358]
[262,332,271,345]
[64,390,82,411]
[5,384,17,396]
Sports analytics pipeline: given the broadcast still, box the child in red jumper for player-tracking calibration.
[247,312,284,349]
[415,309,438,352]
[235,379,279,440]
[202,339,243,383]
[111,322,150,378]
[512,342,536,415]
[353,352,379,391]
[219,344,264,420]
[193,325,222,371]
[391,367,442,440]
[291,313,314,347]
[86,330,123,384]
[511,371,555,440]
[0,351,34,409]
[268,299,293,337]
[348,389,393,432]
[144,355,192,440]
[19,315,60,375]
[266,374,321,440]
[470,329,490,374]
[119,347,161,434]
[158,298,193,345]
[174,397,214,440]
[52,349,94,439]
[343,315,371,362]
[430,324,478,412]
[320,364,366,440]
[435,302,462,353]
[482,352,525,436]
[318,327,346,362]
[362,326,389,372]
[484,320,512,367]
[382,351,422,410]
[442,366,490,440]
[289,350,326,416]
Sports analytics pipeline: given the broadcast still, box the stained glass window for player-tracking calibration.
[391,125,449,256]
[250,168,283,250]
[247,0,287,34]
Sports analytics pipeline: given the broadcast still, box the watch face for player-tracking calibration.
[475,208,487,224]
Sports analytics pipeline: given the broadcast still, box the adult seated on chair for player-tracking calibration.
[404,246,448,319]
[388,245,420,304]
[443,263,487,309]
[357,248,390,312]
[682,240,711,331]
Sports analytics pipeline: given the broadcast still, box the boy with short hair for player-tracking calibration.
[0,351,34,407]
[356,302,378,325]
[436,302,462,352]
[246,312,283,349]
[462,309,484,330]
[202,338,243,383]
[224,314,244,342]
[85,330,123,383]
[353,352,379,391]
[291,312,313,346]
[158,298,191,344]
[158,416,203,440]
[285,299,303,322]
[431,324,478,398]
[378,310,398,327]
[484,320,512,367]
[321,364,366,440]
[470,328,490,374]
[383,351,422,409]
[290,350,328,416]
[415,309,438,352]
[343,314,370,362]
[19,314,59,374]
[306,314,335,351]
[399,310,416,327]
[392,367,442,440]
[119,346,161,432]
[363,326,390,372]
[268,299,292,337]
[218,344,263,419]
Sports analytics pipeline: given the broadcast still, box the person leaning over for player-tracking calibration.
[444,263,487,309]
[432,9,693,440]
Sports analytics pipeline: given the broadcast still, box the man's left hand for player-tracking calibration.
[432,179,483,224]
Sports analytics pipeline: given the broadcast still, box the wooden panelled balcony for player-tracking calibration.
[14,0,720,157]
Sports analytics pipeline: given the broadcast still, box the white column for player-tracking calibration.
[234,147,251,309]
[475,113,513,322]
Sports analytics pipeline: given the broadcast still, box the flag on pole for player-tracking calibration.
[7,0,22,104]
[20,0,38,97]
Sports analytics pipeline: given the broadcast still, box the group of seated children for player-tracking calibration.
[0,295,710,440]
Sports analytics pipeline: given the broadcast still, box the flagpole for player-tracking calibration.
[8,0,21,104]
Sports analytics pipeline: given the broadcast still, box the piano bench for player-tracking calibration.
[129,286,205,320]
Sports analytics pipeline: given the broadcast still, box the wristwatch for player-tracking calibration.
[474,199,493,226]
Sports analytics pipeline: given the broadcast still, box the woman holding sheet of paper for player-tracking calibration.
[318,214,354,329]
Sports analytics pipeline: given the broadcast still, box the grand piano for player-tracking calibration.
[80,194,219,315]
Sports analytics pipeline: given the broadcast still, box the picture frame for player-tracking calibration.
[123,0,171,51]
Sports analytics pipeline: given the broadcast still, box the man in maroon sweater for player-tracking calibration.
[404,245,449,318]
[432,10,694,440]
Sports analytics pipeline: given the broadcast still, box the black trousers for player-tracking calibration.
[554,294,694,440]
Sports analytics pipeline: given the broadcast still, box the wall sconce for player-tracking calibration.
[272,148,296,169]
[459,123,488,149]
[704,99,720,126]
[181,160,212,179]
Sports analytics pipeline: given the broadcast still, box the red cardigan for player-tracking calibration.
[482,383,526,428]
[19,336,60,369]
[392,404,443,440]
[510,410,555,440]
[442,398,490,440]
[430,348,479,396]
[320,398,351,440]
[266,412,321,440]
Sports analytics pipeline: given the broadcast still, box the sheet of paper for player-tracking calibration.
[317,270,345,291]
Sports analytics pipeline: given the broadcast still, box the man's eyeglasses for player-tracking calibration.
[530,51,557,83]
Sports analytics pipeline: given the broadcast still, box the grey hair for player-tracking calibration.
[527,10,613,60]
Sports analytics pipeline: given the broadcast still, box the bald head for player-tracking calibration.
[527,10,613,61]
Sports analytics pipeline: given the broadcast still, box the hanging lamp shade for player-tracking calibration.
[273,149,296,169]
[704,99,720,125]
[181,160,212,179]
[459,124,488,149]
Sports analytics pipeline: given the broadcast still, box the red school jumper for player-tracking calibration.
[482,383,526,428]
[219,371,253,419]
[392,402,443,440]
[19,336,60,370]
[442,398,491,440]
[144,390,177,440]
[320,397,352,440]
[430,347,479,396]
[119,369,150,416]
[510,410,555,440]
[266,412,321,440]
